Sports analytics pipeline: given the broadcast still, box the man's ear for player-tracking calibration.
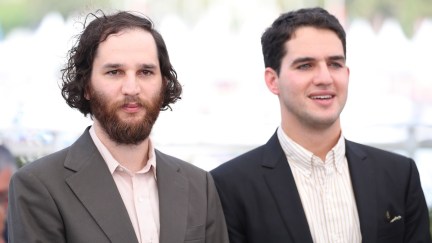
[264,67,280,95]
[84,86,91,100]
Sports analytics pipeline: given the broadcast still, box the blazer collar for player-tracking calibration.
[156,150,189,243]
[261,132,314,243]
[64,127,139,243]
[345,140,378,243]
[261,133,378,243]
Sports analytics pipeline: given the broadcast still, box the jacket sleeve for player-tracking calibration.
[205,172,229,243]
[403,159,432,242]
[7,169,66,243]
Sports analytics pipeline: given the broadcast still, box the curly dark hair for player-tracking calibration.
[261,7,346,74]
[61,10,182,116]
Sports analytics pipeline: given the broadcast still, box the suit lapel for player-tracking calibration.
[345,140,377,243]
[64,128,138,243]
[156,150,188,243]
[262,133,313,243]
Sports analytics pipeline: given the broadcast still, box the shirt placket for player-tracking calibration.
[325,163,344,243]
[312,158,331,242]
[133,174,157,243]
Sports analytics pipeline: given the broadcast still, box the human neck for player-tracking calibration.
[93,122,150,172]
[281,121,342,161]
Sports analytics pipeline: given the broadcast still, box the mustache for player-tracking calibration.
[118,96,147,107]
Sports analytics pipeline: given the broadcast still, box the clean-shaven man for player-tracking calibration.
[211,7,431,243]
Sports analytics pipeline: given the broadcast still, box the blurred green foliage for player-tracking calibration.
[0,0,111,34]
[347,0,432,37]
[0,0,432,37]
[275,0,432,38]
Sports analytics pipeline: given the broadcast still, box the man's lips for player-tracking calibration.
[308,92,336,106]
[309,95,334,100]
[308,91,336,100]
[124,103,140,108]
[122,103,142,112]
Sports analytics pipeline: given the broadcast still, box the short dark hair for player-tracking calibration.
[61,10,182,116]
[261,7,346,74]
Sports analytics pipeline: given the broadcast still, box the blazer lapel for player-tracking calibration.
[156,150,189,243]
[346,140,378,243]
[64,129,138,243]
[262,133,313,243]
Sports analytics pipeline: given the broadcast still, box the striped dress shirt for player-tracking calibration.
[277,127,362,243]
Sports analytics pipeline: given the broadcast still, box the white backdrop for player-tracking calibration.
[1,9,431,204]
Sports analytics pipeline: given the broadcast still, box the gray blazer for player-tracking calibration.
[7,128,229,243]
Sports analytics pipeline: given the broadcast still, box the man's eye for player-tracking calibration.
[107,70,119,75]
[141,70,153,76]
[297,64,311,70]
[329,62,343,68]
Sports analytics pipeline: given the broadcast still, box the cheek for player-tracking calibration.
[145,82,164,97]
[280,79,304,96]
[333,71,349,88]
[338,79,349,93]
[336,81,349,104]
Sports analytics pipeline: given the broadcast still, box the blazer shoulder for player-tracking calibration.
[17,147,69,176]
[346,140,412,161]
[211,144,267,180]
[10,147,72,202]
[345,139,415,174]
[17,128,96,176]
[155,149,207,177]
[213,132,282,174]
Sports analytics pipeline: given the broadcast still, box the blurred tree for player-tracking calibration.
[346,0,432,37]
[0,0,431,37]
[274,0,432,37]
[0,0,111,34]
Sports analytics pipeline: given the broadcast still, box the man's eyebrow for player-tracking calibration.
[291,57,315,66]
[328,55,346,62]
[101,63,158,69]
[102,63,123,69]
[291,55,346,65]
[139,63,157,69]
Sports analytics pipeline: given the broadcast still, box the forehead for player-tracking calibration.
[285,26,344,58]
[95,28,158,62]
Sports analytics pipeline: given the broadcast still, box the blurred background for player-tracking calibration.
[0,0,431,212]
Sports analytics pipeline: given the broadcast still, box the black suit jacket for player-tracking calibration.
[211,132,431,243]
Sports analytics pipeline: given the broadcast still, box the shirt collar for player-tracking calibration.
[277,126,346,177]
[89,125,157,179]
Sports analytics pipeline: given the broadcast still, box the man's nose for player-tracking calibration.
[122,74,141,95]
[312,64,333,85]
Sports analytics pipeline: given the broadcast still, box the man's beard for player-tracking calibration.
[89,89,163,145]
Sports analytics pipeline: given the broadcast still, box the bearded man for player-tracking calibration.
[7,11,228,243]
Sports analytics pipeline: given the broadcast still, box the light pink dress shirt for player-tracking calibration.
[90,126,160,243]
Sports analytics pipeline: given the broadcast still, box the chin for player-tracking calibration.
[120,113,145,121]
